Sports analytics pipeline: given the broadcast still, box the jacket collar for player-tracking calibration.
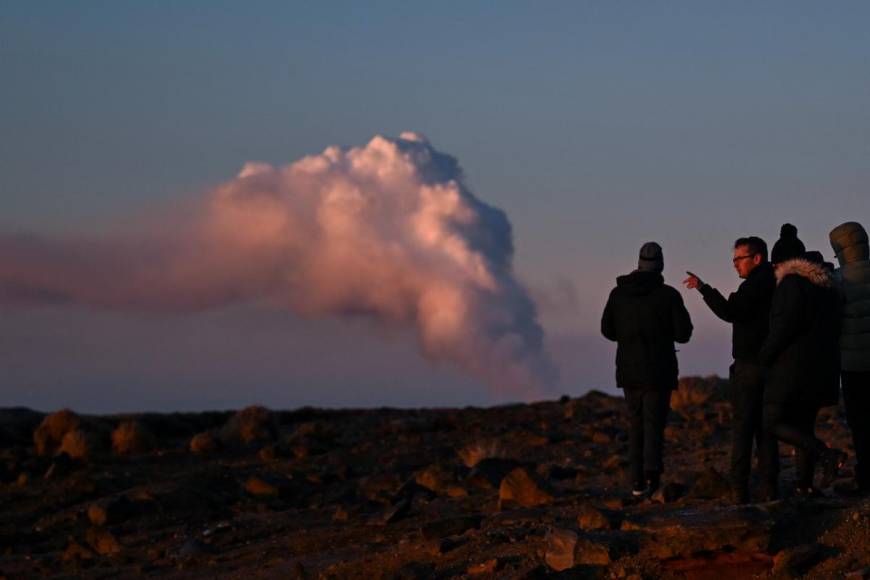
[775,258,833,288]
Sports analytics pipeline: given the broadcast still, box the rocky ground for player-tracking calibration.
[1,376,869,579]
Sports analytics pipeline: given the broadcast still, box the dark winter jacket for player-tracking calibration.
[830,222,870,372]
[759,259,841,406]
[699,261,776,363]
[601,270,693,391]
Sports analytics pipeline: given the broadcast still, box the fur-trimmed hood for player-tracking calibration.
[775,258,834,288]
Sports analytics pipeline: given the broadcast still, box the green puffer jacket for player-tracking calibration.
[830,221,870,372]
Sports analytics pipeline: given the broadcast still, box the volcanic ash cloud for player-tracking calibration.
[0,132,558,396]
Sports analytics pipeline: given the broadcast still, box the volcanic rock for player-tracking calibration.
[85,527,122,556]
[34,410,80,456]
[220,405,277,446]
[467,558,498,575]
[58,429,95,460]
[576,503,613,531]
[457,439,509,469]
[63,539,95,563]
[111,420,155,456]
[190,431,220,454]
[498,467,554,508]
[244,474,291,498]
[88,496,134,526]
[670,375,724,414]
[467,457,522,490]
[414,463,456,494]
[545,527,578,571]
[575,535,612,566]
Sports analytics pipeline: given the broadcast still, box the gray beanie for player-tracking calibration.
[638,242,664,272]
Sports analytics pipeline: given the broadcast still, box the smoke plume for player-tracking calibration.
[0,133,557,395]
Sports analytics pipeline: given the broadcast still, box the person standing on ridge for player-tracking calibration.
[683,236,779,504]
[829,221,870,493]
[602,242,693,497]
[760,224,844,496]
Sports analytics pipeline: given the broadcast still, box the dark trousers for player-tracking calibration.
[624,387,671,484]
[764,401,826,488]
[729,361,779,490]
[842,370,870,488]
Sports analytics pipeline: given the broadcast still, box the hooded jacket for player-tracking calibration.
[601,270,693,391]
[830,222,870,372]
[759,258,841,406]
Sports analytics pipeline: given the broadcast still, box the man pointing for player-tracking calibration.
[684,236,778,503]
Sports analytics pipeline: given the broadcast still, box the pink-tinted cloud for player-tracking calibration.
[0,133,558,395]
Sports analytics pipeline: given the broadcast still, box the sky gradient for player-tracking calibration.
[2,2,869,412]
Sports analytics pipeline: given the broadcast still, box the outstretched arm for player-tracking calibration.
[685,271,733,323]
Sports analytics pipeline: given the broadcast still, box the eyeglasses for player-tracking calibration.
[732,254,756,264]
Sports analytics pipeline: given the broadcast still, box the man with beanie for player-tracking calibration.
[683,236,778,503]
[760,224,845,495]
[602,242,693,496]
[829,221,870,492]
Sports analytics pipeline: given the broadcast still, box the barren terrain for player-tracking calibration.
[1,377,868,579]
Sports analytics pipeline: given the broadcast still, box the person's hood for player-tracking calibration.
[616,269,664,296]
[775,258,834,288]
[830,221,869,266]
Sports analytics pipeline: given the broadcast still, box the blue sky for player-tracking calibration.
[2,2,869,411]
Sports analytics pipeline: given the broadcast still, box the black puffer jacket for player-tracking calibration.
[699,261,776,363]
[830,222,870,372]
[601,270,693,391]
[759,258,842,406]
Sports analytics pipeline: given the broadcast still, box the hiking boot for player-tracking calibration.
[631,483,648,497]
[817,448,847,489]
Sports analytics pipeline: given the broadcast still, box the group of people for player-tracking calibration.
[601,222,870,503]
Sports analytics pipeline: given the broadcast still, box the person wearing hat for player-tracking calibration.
[683,236,779,504]
[602,242,694,496]
[830,221,870,492]
[760,224,845,495]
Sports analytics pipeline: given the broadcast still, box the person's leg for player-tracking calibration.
[642,388,670,491]
[793,403,819,489]
[623,388,645,491]
[729,362,755,498]
[752,374,780,498]
[766,400,844,491]
[763,401,827,458]
[843,371,870,490]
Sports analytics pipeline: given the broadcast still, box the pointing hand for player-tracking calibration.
[683,271,703,290]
